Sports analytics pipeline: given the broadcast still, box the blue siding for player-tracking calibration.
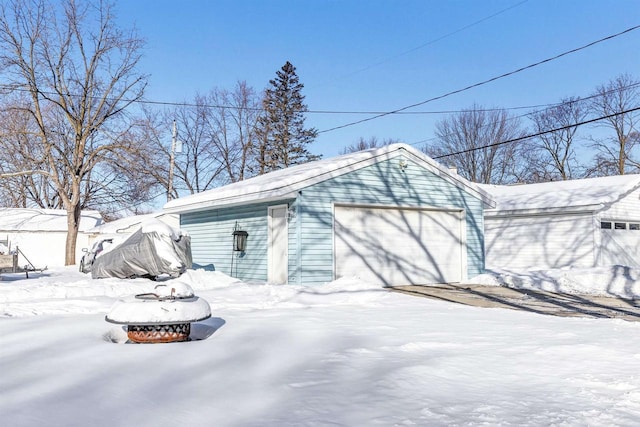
[180,155,485,285]
[181,201,292,282]
[296,156,485,284]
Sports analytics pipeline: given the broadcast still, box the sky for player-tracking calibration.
[114,0,640,158]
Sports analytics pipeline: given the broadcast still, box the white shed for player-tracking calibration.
[480,175,640,270]
[0,208,104,268]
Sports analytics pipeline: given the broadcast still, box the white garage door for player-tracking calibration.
[484,213,595,270]
[334,205,465,286]
[600,220,640,267]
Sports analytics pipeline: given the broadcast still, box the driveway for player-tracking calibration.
[391,284,640,321]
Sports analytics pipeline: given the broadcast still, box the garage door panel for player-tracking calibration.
[601,230,640,267]
[334,206,464,286]
[485,214,594,269]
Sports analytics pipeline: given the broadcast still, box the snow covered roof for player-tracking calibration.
[164,143,494,214]
[0,208,103,232]
[88,212,178,234]
[480,174,640,214]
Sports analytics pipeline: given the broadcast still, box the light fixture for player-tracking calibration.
[232,229,248,252]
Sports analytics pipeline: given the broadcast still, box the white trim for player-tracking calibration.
[268,204,289,284]
[164,144,494,214]
[165,193,299,215]
[592,213,602,266]
[399,149,494,207]
[459,209,468,281]
[484,205,601,218]
[331,203,336,282]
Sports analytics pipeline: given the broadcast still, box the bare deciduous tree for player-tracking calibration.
[205,81,261,183]
[136,81,262,200]
[340,136,401,154]
[590,74,640,175]
[128,106,176,200]
[528,97,588,181]
[425,105,527,184]
[171,94,225,194]
[0,96,59,207]
[0,0,147,264]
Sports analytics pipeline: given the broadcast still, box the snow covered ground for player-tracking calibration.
[469,265,640,299]
[3,267,640,426]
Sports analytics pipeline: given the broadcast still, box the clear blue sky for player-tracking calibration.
[115,0,640,158]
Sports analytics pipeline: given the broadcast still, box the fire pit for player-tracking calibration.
[106,282,211,343]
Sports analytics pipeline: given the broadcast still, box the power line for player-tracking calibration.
[432,105,640,159]
[307,104,551,115]
[0,23,637,127]
[318,24,640,134]
[410,81,640,147]
[327,0,529,82]
[0,82,567,116]
[67,106,640,213]
[0,45,638,120]
[302,78,640,117]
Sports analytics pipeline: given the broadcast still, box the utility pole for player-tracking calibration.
[167,120,177,202]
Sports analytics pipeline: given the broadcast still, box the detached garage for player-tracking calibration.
[164,144,493,286]
[481,174,640,270]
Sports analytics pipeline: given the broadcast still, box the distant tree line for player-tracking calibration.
[342,77,640,186]
[422,73,640,184]
[0,0,318,264]
[135,60,320,203]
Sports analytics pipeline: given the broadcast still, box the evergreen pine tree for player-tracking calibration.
[256,61,319,174]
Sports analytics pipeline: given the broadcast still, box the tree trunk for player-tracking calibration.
[65,203,81,266]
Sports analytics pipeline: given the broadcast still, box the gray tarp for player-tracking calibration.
[91,228,192,279]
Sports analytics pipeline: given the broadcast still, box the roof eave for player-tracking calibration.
[163,191,299,215]
[400,148,496,208]
[163,144,497,213]
[485,203,603,218]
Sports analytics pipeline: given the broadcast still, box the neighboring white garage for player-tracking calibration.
[600,219,640,267]
[480,174,640,270]
[0,208,104,268]
[484,212,596,270]
[334,205,466,286]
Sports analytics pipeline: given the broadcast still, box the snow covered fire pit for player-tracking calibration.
[105,282,211,343]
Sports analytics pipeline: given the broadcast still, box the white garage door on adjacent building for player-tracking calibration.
[599,219,640,267]
[484,213,596,270]
[333,205,466,286]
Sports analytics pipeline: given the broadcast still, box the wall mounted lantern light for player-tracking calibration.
[232,229,249,252]
[231,222,249,278]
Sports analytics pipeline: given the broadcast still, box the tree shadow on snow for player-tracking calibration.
[392,284,640,321]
